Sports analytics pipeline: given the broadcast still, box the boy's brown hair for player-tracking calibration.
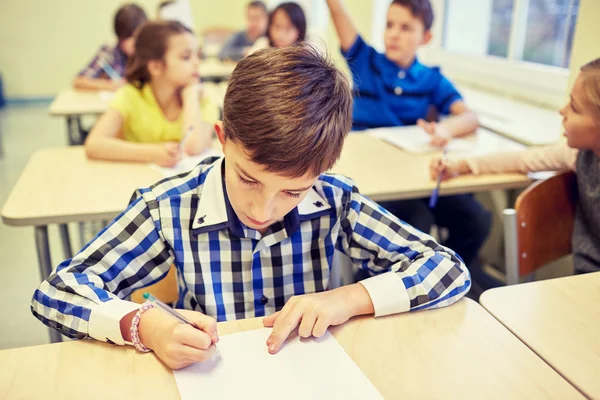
[391,0,434,31]
[223,44,353,178]
[114,3,148,42]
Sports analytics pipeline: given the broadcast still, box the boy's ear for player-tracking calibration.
[147,59,164,77]
[215,121,226,147]
[421,30,432,46]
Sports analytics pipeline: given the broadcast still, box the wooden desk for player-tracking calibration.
[460,87,563,146]
[480,273,600,399]
[2,134,531,276]
[0,299,583,399]
[1,134,531,341]
[49,89,114,145]
[333,131,531,202]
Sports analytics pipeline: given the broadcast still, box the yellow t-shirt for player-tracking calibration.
[109,84,220,143]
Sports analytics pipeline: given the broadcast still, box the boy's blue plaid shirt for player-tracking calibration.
[32,157,470,345]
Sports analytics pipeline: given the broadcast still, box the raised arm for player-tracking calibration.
[325,0,359,52]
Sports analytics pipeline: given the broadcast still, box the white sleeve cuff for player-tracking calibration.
[359,272,410,317]
[88,299,141,346]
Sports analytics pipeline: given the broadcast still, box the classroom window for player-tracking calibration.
[443,0,579,68]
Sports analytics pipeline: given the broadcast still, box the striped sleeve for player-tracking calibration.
[337,185,471,316]
[77,45,113,79]
[30,195,175,344]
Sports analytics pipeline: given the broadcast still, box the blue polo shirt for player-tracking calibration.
[342,36,463,130]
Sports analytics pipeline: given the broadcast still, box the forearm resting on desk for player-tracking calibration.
[85,135,164,163]
[440,110,479,138]
[73,76,123,92]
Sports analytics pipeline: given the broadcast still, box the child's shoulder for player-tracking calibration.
[314,173,358,206]
[410,59,446,83]
[135,157,222,204]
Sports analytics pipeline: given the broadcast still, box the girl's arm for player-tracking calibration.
[84,109,180,167]
[429,140,578,180]
[180,84,213,155]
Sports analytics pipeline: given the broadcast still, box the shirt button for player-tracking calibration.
[394,87,403,95]
[397,70,406,79]
[260,295,268,305]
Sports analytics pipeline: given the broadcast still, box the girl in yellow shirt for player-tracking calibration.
[85,20,213,167]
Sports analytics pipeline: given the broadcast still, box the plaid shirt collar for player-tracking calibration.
[191,157,332,240]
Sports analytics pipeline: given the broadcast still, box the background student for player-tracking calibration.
[219,1,269,61]
[74,3,148,92]
[85,21,213,167]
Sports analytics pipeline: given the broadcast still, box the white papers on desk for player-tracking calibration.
[366,126,525,155]
[152,148,222,177]
[98,91,115,101]
[173,328,383,400]
[366,125,474,154]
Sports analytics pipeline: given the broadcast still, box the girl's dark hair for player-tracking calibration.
[268,2,306,47]
[125,20,192,88]
[114,3,148,42]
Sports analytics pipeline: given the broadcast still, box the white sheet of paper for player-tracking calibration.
[173,328,383,400]
[98,91,115,101]
[367,125,475,154]
[159,0,195,30]
[151,149,222,177]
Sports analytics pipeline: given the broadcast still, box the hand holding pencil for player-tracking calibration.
[137,293,219,370]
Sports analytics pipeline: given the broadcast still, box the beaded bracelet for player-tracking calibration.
[130,301,156,352]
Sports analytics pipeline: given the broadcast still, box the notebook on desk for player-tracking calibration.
[366,125,525,155]
[366,125,475,154]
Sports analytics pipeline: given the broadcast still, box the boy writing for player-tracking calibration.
[32,45,470,370]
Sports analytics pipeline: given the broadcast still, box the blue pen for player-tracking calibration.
[143,292,197,327]
[429,148,448,208]
[100,58,121,81]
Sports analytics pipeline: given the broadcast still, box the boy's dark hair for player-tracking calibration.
[126,21,192,88]
[114,3,148,42]
[391,0,434,31]
[248,1,267,13]
[157,1,175,11]
[268,2,306,46]
[223,44,352,178]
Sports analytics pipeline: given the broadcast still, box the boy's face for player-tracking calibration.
[215,122,318,234]
[247,6,268,41]
[384,4,431,67]
[559,74,600,152]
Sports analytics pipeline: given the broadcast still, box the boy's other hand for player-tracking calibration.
[263,283,374,355]
[417,119,450,147]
